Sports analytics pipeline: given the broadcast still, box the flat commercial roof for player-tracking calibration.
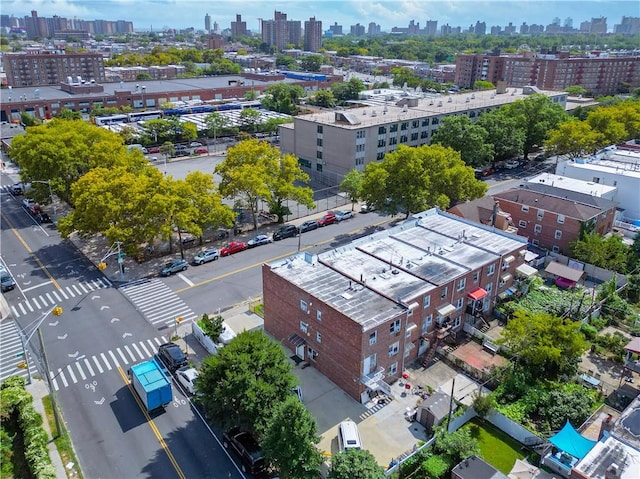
[267,208,526,330]
[526,173,617,198]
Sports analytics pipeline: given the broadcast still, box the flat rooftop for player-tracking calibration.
[562,147,640,179]
[267,209,526,330]
[526,173,617,198]
[294,87,565,129]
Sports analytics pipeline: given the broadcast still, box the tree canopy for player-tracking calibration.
[328,449,385,479]
[497,310,588,379]
[340,170,364,211]
[261,83,307,114]
[431,115,493,167]
[361,144,487,217]
[196,330,297,435]
[262,396,323,479]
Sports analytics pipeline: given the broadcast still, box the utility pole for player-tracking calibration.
[38,324,62,436]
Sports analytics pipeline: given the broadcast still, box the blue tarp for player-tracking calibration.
[549,421,596,460]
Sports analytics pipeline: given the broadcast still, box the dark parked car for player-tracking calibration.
[299,219,318,233]
[157,342,188,372]
[36,212,52,223]
[160,259,189,276]
[222,427,266,474]
[318,212,337,226]
[192,249,219,265]
[247,234,272,248]
[273,225,298,241]
[220,242,247,256]
[0,267,16,292]
[12,183,24,195]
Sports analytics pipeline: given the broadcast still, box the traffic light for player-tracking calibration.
[98,262,107,271]
[52,306,63,316]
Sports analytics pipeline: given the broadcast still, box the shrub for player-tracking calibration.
[581,324,597,341]
[421,454,451,479]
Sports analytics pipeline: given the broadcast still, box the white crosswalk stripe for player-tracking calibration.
[48,335,168,391]
[7,278,111,318]
[0,321,37,382]
[120,278,198,327]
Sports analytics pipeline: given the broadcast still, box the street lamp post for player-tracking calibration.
[31,180,56,224]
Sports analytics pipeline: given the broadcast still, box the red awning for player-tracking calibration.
[467,288,488,301]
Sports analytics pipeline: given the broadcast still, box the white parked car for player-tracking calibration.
[176,366,199,395]
[505,160,520,169]
[219,323,237,345]
[335,210,355,222]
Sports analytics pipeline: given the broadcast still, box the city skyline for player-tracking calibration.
[4,1,639,33]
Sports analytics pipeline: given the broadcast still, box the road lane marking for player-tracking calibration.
[124,345,136,362]
[66,365,77,384]
[101,353,112,370]
[45,292,55,303]
[116,366,186,479]
[116,348,128,364]
[75,362,87,381]
[132,343,143,359]
[139,342,151,357]
[83,358,95,376]
[0,211,61,290]
[108,350,119,368]
[22,281,53,293]
[92,356,103,374]
[176,273,194,286]
[52,291,62,302]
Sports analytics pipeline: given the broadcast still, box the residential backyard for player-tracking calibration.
[461,418,525,474]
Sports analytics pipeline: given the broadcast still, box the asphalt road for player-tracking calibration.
[0,184,246,479]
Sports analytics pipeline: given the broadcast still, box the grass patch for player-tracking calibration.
[42,395,84,479]
[462,418,525,474]
[253,304,264,318]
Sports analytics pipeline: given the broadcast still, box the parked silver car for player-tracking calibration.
[193,249,219,265]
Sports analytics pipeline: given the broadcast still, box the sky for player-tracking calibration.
[5,0,640,33]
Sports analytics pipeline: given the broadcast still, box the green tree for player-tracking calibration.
[239,108,261,132]
[545,120,600,158]
[497,310,588,379]
[362,144,486,217]
[433,426,480,463]
[564,85,588,96]
[420,455,451,479]
[571,232,630,273]
[261,83,306,114]
[199,313,224,340]
[55,109,82,120]
[586,106,630,147]
[159,141,175,164]
[473,80,495,90]
[340,170,364,211]
[299,54,323,72]
[183,171,235,238]
[431,115,493,167]
[308,89,337,108]
[19,113,42,127]
[136,72,152,80]
[332,78,365,103]
[204,112,230,143]
[538,385,597,431]
[262,396,323,479]
[265,152,315,223]
[476,108,525,163]
[328,449,385,479]
[196,330,297,435]
[504,94,567,159]
[9,119,137,204]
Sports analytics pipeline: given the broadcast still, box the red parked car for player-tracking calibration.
[148,146,161,154]
[318,212,337,226]
[194,148,208,154]
[220,242,247,256]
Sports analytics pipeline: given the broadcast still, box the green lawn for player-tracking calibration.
[462,418,525,474]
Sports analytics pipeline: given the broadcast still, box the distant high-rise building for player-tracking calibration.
[474,21,486,35]
[3,51,105,87]
[367,22,381,36]
[350,23,365,36]
[564,17,573,28]
[425,20,438,35]
[589,17,608,34]
[205,13,211,33]
[329,22,342,36]
[262,11,301,51]
[520,22,529,34]
[552,17,561,26]
[504,22,516,35]
[614,16,640,34]
[304,17,322,52]
[231,14,247,37]
[213,22,220,35]
[491,25,501,35]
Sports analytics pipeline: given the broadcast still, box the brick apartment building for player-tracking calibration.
[3,51,106,87]
[492,188,617,254]
[262,209,527,402]
[455,52,640,96]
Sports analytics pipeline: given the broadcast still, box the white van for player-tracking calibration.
[337,420,362,452]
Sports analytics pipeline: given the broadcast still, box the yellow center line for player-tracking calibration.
[116,366,186,479]
[175,218,390,294]
[1,210,61,290]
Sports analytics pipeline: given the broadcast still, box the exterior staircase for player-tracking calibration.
[421,338,441,368]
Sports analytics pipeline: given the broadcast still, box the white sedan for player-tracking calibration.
[504,160,520,169]
[176,366,199,395]
[336,210,355,222]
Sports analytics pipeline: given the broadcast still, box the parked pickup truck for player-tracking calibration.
[129,359,172,412]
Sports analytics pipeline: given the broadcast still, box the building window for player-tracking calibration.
[401,122,408,131]
[552,246,560,253]
[388,362,398,375]
[534,224,542,234]
[521,205,529,213]
[369,331,377,345]
[473,272,479,283]
[390,124,398,132]
[487,264,495,276]
[390,319,401,334]
[356,130,366,139]
[388,342,400,356]
[457,278,466,291]
[378,126,387,134]
[316,332,322,343]
[400,135,408,143]
[557,215,565,224]
[537,210,544,221]
[423,295,431,309]
[317,138,323,147]
[316,163,323,172]
[453,316,461,328]
[518,220,527,228]
[307,347,318,361]
[407,307,413,317]
[317,125,323,134]
[300,300,308,312]
[456,298,463,310]
[412,120,419,128]
[300,321,308,334]
[555,230,562,239]
[316,310,322,321]
[441,286,448,299]
[532,239,539,246]
[422,315,433,334]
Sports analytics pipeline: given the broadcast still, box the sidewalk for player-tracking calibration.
[26,379,70,479]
